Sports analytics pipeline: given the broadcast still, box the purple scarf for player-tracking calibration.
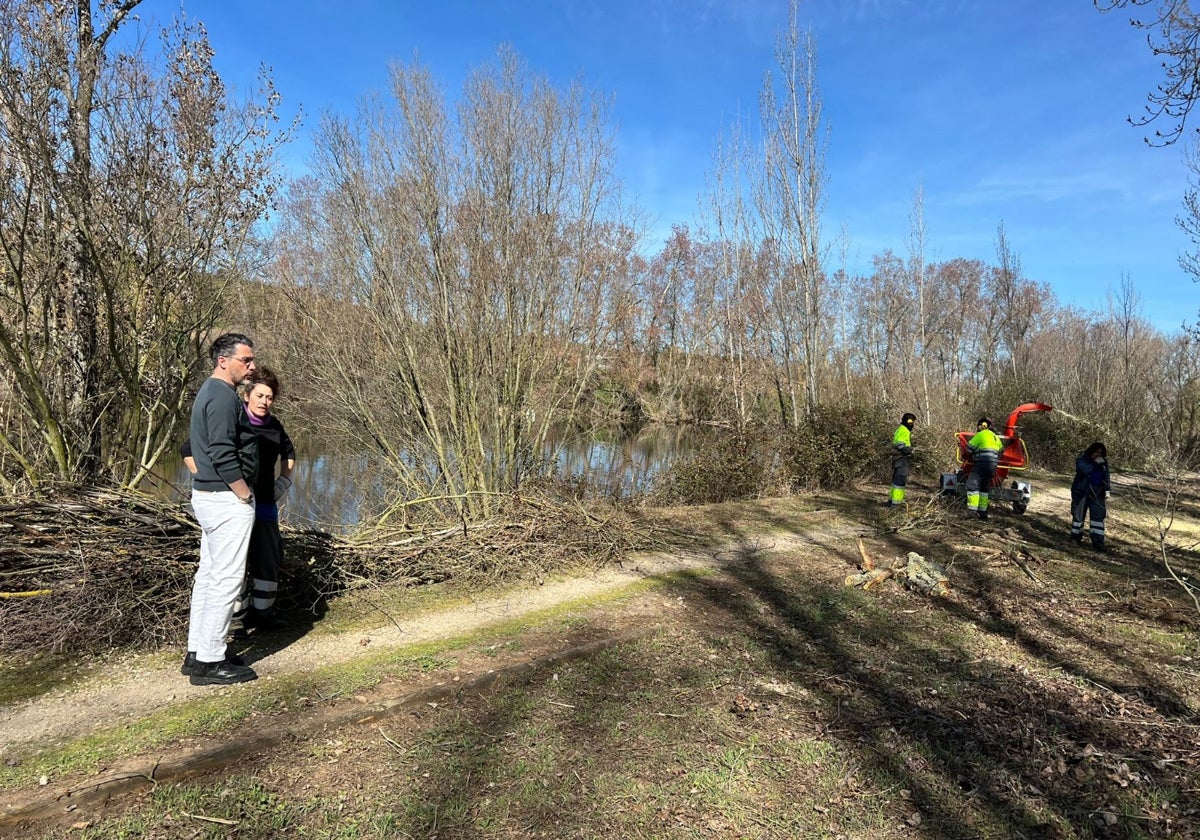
[245,404,269,427]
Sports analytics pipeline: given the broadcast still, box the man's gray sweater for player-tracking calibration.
[189,377,259,491]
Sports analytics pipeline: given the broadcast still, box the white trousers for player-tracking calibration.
[188,490,255,662]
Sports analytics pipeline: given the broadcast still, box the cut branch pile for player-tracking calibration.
[0,487,198,655]
[0,486,645,657]
[845,545,949,595]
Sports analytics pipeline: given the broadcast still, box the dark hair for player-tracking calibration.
[209,332,254,366]
[901,413,916,425]
[977,417,991,429]
[1084,441,1106,459]
[245,366,281,400]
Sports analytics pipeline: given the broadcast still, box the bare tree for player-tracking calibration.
[907,185,932,424]
[1156,333,1200,464]
[0,0,292,488]
[1106,275,1164,456]
[274,49,634,522]
[1177,139,1200,282]
[830,225,854,403]
[848,250,913,405]
[988,221,1050,380]
[1095,2,1200,303]
[755,0,828,421]
[702,117,759,426]
[926,257,988,400]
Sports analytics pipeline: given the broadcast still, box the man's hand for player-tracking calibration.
[274,475,292,502]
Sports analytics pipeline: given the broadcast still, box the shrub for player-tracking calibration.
[779,403,892,491]
[651,427,769,504]
[1009,412,1091,473]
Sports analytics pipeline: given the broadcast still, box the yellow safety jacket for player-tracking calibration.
[967,428,1003,465]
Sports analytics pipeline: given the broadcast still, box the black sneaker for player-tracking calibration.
[181,651,246,676]
[1070,533,1083,544]
[188,658,257,686]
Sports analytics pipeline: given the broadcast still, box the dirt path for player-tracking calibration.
[0,552,724,756]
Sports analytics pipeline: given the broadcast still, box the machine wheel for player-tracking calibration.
[1012,501,1028,515]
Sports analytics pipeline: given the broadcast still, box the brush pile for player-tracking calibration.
[844,548,949,595]
[0,486,642,656]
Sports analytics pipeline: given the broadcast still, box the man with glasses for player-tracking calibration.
[183,333,261,685]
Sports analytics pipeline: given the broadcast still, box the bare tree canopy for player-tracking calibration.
[1097,0,1200,144]
[0,0,293,489]
[269,47,637,522]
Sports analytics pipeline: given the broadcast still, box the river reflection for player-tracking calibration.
[148,424,704,532]
[551,424,707,497]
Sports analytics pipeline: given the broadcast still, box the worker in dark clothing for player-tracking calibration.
[887,413,916,507]
[965,417,1003,520]
[1071,442,1111,551]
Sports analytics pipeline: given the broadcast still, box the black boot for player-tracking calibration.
[189,658,257,686]
[181,651,245,676]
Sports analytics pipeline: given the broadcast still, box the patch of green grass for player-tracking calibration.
[62,777,400,840]
[480,639,522,657]
[0,642,455,791]
[1112,623,1194,657]
[0,654,78,705]
[309,576,513,636]
[310,560,678,640]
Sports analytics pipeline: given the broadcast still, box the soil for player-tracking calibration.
[2,473,1199,838]
[0,516,866,757]
[0,553,704,756]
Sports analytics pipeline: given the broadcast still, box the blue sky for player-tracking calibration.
[183,0,1194,332]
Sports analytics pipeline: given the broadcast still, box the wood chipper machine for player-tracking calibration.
[939,402,1053,514]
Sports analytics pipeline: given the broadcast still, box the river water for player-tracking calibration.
[149,425,703,531]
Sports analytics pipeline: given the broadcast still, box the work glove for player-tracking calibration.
[273,475,292,502]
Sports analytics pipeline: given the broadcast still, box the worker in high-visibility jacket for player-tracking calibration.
[887,413,916,507]
[965,417,1004,520]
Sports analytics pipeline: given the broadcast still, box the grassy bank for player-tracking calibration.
[3,475,1199,838]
